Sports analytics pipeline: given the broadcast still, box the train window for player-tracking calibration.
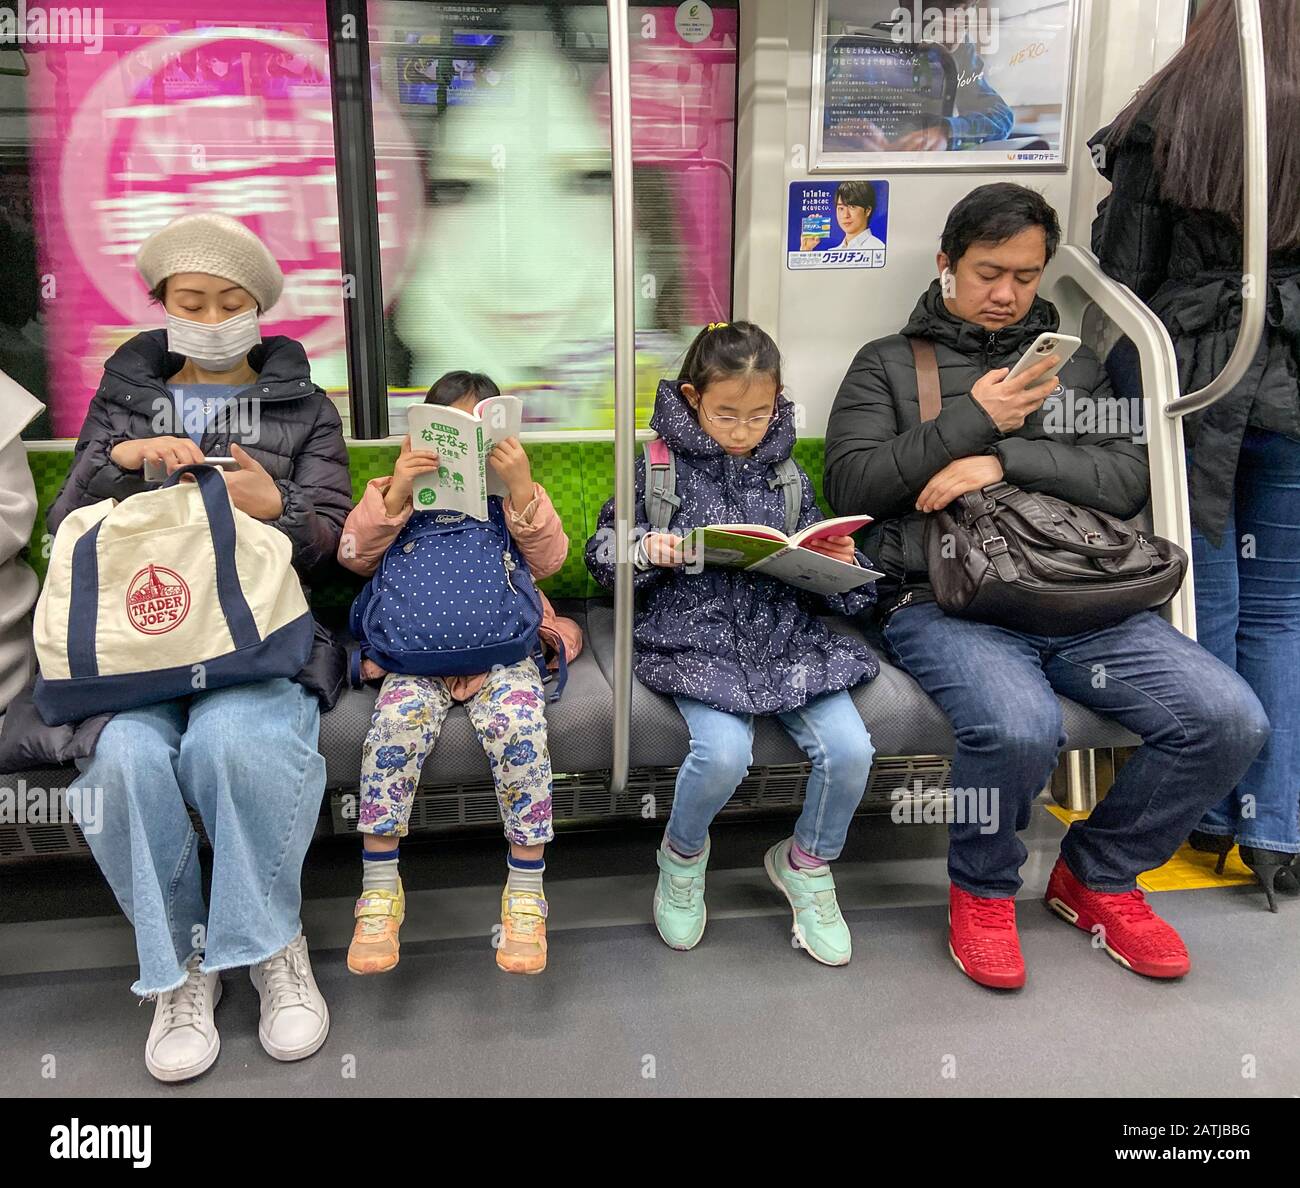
[348,1,740,434]
[0,2,349,440]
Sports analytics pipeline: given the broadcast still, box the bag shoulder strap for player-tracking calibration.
[908,336,943,423]
[767,457,802,536]
[642,438,680,534]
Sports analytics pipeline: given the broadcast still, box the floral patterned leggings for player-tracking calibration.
[357,658,554,846]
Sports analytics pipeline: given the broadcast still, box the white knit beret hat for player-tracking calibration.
[135,213,284,313]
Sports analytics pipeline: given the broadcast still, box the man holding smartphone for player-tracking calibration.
[824,184,1267,993]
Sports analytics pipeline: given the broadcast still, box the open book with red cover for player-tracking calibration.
[681,514,883,595]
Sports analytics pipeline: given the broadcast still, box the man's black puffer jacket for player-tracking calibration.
[824,280,1151,616]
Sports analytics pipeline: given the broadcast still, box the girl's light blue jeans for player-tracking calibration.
[69,678,325,996]
[667,690,874,860]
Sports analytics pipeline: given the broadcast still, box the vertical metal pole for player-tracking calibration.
[607,0,635,799]
[328,0,389,440]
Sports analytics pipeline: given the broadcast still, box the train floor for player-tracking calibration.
[2,804,1298,1098]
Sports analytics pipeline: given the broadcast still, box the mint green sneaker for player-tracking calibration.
[763,839,852,966]
[653,838,709,951]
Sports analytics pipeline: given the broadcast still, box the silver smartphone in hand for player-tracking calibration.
[1004,332,1082,383]
[144,455,239,482]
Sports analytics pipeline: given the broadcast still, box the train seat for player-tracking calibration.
[5,437,1137,840]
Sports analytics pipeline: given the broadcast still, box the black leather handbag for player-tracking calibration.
[910,337,1188,635]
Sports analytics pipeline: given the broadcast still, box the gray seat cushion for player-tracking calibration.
[585,600,1136,766]
[320,601,615,788]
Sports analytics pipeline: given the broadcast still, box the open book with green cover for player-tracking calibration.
[406,395,523,520]
[681,515,883,595]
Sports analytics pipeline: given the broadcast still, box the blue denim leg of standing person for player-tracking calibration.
[1191,429,1300,854]
[71,677,325,995]
[776,690,875,861]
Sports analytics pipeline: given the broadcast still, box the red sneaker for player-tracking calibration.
[948,885,1026,990]
[1044,857,1190,979]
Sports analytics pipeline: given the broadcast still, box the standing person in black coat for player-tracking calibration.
[39,214,352,1083]
[1091,0,1300,910]
[825,184,1268,991]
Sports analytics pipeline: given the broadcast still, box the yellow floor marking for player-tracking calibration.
[1042,803,1255,891]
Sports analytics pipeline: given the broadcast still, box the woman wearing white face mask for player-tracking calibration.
[32,213,353,1084]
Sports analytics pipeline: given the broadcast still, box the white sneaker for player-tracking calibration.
[145,953,222,1083]
[248,932,330,1062]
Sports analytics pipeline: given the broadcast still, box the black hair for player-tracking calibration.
[678,320,782,397]
[424,369,501,406]
[835,180,877,213]
[146,277,264,315]
[940,183,1061,267]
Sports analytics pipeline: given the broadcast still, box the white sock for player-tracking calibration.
[362,849,400,894]
[506,854,545,897]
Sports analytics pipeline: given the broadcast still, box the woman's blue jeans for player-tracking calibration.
[1192,428,1300,853]
[69,678,325,995]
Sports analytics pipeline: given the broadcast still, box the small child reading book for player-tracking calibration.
[339,370,582,978]
[585,321,881,968]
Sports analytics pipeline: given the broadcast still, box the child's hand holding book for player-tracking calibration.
[800,534,856,565]
[385,435,442,517]
[487,437,535,510]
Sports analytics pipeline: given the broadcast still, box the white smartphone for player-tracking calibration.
[144,455,239,481]
[1004,332,1082,383]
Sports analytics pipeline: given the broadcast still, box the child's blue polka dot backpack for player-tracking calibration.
[348,498,566,698]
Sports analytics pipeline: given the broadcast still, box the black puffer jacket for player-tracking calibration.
[0,331,351,772]
[824,281,1150,616]
[1091,115,1300,545]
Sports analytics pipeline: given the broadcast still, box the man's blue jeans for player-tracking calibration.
[884,603,1268,897]
[1191,429,1300,854]
[70,678,326,996]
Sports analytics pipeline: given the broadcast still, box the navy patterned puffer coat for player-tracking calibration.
[586,380,879,715]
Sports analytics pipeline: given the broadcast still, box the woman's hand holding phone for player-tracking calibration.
[111,436,206,475]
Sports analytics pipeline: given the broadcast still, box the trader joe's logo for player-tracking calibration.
[127,564,191,635]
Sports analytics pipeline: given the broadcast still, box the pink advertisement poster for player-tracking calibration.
[27,2,738,438]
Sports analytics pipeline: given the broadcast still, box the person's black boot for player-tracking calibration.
[1237,846,1300,913]
[1187,829,1234,875]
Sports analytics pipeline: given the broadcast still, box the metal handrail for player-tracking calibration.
[607,0,636,799]
[1163,0,1269,418]
[1045,245,1196,637]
